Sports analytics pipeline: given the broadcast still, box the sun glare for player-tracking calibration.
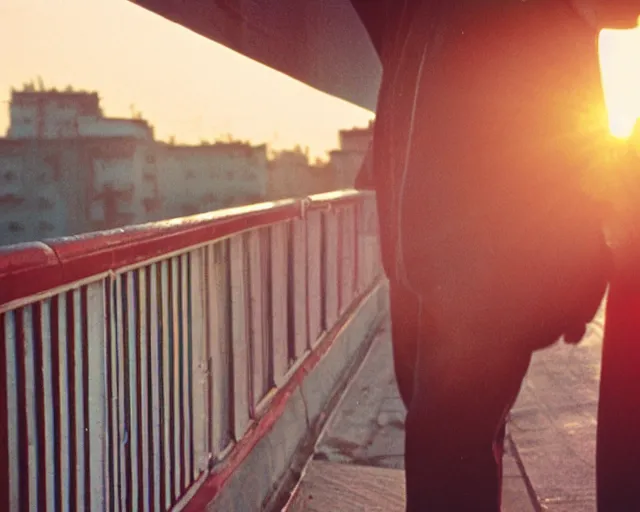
[599,19,640,139]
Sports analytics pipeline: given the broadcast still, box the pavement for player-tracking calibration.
[286,301,606,511]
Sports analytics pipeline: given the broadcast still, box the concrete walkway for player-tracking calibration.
[287,303,605,511]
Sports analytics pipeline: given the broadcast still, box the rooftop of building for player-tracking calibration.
[160,140,267,155]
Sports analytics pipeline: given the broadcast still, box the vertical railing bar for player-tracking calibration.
[149,263,162,512]
[338,207,344,313]
[286,222,295,366]
[171,256,182,501]
[246,233,254,416]
[103,281,114,512]
[225,240,234,448]
[201,245,212,463]
[230,235,250,440]
[190,248,206,477]
[259,229,270,398]
[43,301,60,511]
[138,267,151,512]
[87,282,107,512]
[116,277,129,512]
[80,287,92,511]
[319,213,327,334]
[59,293,73,512]
[109,279,122,512]
[124,273,140,512]
[66,290,80,512]
[205,244,218,458]
[6,310,23,511]
[0,313,11,511]
[48,296,63,512]
[300,217,310,353]
[31,302,48,510]
[270,223,288,387]
[263,228,274,391]
[209,242,226,456]
[73,289,87,511]
[248,231,261,412]
[161,260,172,509]
[19,305,38,511]
[181,253,193,489]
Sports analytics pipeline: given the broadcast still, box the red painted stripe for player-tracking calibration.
[182,275,383,512]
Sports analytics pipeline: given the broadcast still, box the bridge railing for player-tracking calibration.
[0,190,382,511]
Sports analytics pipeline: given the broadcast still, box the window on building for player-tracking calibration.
[143,197,160,213]
[44,154,61,180]
[37,196,54,210]
[202,192,216,204]
[3,171,17,182]
[146,154,156,164]
[8,221,25,233]
[38,221,55,233]
[186,169,195,179]
[0,194,24,206]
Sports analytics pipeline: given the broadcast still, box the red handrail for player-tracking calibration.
[0,190,370,309]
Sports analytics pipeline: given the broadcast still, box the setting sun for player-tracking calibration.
[599,19,640,138]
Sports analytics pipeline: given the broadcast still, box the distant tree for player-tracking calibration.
[168,135,176,145]
[215,132,234,143]
[37,76,45,91]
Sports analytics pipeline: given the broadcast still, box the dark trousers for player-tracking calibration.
[389,282,531,511]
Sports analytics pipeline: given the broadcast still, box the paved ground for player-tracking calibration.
[287,301,606,511]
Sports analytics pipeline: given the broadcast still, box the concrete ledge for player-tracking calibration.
[205,279,389,511]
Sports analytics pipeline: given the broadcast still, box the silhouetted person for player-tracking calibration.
[351,1,640,510]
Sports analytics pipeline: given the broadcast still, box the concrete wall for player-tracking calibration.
[329,125,372,189]
[0,139,87,244]
[339,126,372,153]
[0,137,159,244]
[156,142,268,218]
[78,117,153,139]
[268,150,336,201]
[8,90,101,139]
[328,150,366,189]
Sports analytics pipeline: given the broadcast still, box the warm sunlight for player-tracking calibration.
[599,19,640,139]
[0,1,374,159]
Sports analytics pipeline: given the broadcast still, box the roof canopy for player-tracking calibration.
[129,0,382,111]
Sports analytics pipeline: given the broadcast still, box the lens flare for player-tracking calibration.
[599,18,640,139]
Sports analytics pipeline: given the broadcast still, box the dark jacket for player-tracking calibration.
[351,0,639,347]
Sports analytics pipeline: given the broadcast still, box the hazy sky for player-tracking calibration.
[0,0,375,159]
